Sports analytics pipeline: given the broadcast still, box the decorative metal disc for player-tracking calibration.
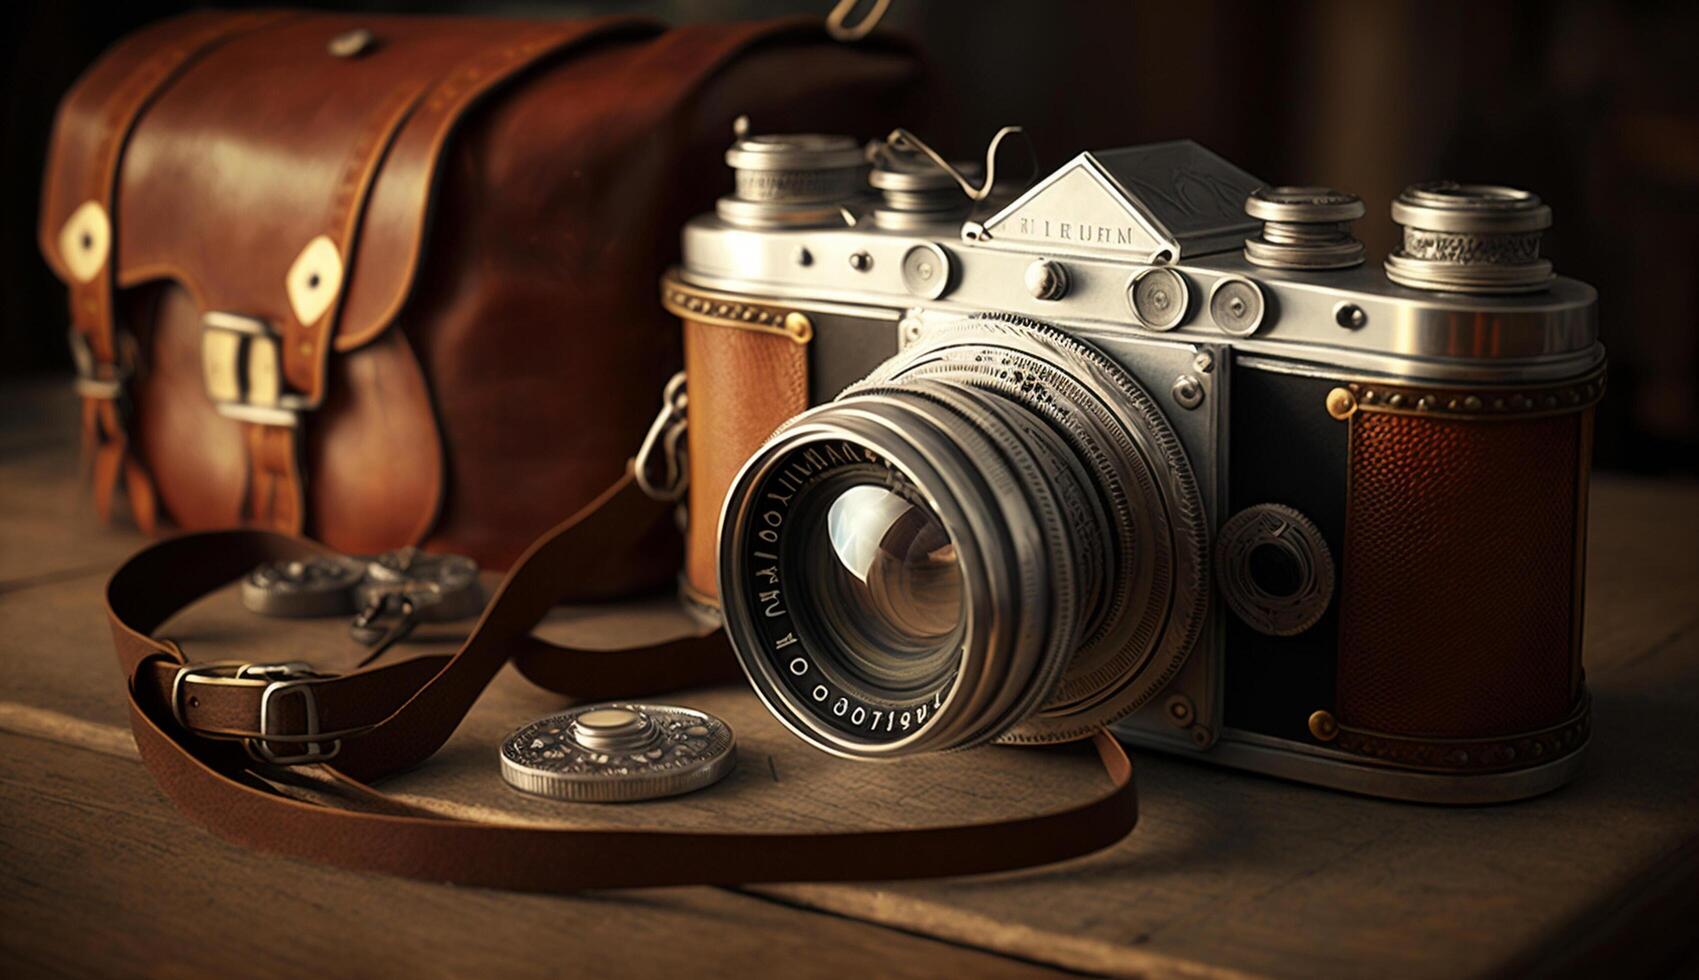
[1207,276,1266,336]
[354,547,484,622]
[241,555,367,618]
[500,703,736,803]
[1215,503,1335,637]
[1126,267,1189,330]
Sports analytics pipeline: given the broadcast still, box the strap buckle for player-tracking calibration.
[201,312,312,427]
[170,660,342,765]
[68,328,137,401]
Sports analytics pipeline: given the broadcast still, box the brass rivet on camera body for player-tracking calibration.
[1165,693,1195,727]
[1325,387,1357,420]
[1308,710,1339,742]
[783,311,813,343]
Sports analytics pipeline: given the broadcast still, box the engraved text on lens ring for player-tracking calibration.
[746,441,953,741]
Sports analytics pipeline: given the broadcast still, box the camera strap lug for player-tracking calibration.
[634,371,690,503]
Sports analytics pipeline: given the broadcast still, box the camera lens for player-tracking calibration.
[802,480,964,695]
[720,314,1210,758]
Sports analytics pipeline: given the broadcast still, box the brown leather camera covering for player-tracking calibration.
[1337,408,1591,738]
[681,318,809,598]
[39,11,914,589]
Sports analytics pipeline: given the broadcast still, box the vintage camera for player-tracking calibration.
[659,130,1602,803]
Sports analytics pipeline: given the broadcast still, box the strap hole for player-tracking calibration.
[188,695,200,708]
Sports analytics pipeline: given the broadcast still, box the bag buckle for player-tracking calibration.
[170,660,343,765]
[68,328,137,402]
[201,312,311,427]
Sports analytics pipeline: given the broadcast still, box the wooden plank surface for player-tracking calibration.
[0,731,1061,980]
[3,378,1698,978]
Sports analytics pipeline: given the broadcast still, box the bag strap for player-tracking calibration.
[45,10,302,534]
[107,465,1138,890]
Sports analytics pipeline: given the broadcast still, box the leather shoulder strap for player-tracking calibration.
[107,466,1138,890]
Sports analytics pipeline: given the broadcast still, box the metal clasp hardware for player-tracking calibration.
[68,328,137,401]
[169,660,346,765]
[824,0,892,41]
[201,312,311,427]
[634,372,689,503]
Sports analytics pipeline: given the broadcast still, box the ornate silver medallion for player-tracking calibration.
[499,703,736,803]
[243,547,486,652]
[240,555,368,617]
[354,547,484,623]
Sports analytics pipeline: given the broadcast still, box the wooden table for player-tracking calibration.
[2,378,1696,979]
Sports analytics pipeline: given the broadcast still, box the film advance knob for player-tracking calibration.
[1243,185,1366,270]
[1384,182,1554,293]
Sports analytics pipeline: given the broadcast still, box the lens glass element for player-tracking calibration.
[809,484,963,692]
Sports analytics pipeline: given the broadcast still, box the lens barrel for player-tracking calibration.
[719,315,1209,758]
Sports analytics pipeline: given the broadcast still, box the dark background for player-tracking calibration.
[4,0,1696,474]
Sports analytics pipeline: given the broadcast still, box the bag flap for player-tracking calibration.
[41,12,659,403]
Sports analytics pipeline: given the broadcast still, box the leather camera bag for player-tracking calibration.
[39,9,914,589]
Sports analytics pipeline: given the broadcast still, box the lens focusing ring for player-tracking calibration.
[851,380,1107,748]
[720,394,1085,757]
[869,317,1208,740]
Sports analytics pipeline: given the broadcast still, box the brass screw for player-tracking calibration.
[1165,694,1195,728]
[1308,710,1339,742]
[1171,374,1205,410]
[1325,387,1357,420]
[1334,302,1367,329]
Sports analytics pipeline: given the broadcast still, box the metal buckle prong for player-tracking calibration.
[169,660,253,731]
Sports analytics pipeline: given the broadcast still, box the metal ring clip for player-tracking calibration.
[825,0,892,41]
[635,372,689,503]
